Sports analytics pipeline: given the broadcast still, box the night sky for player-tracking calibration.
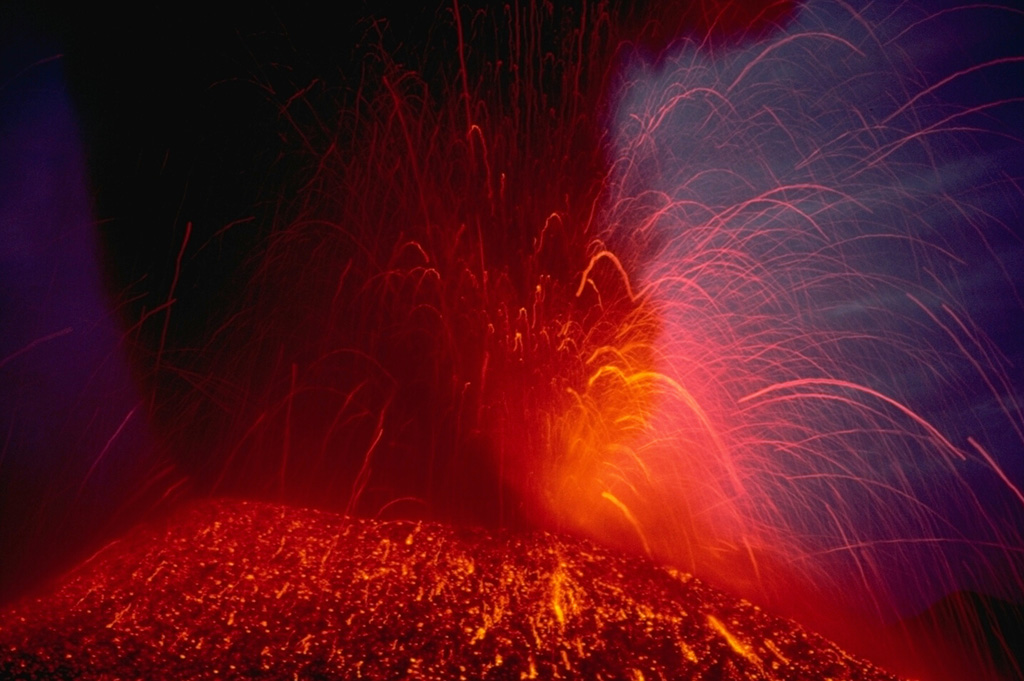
[2,2,1022,675]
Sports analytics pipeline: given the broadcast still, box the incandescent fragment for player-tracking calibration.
[0,499,900,680]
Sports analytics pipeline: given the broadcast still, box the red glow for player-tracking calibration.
[100,2,1023,680]
[0,499,906,679]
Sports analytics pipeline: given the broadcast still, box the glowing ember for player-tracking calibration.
[1,1,1022,680]
[0,499,901,680]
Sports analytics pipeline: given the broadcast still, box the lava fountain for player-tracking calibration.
[1,1,1022,679]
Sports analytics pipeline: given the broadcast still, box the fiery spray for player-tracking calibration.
[104,0,1023,677]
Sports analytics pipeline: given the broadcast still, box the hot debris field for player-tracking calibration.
[0,499,901,681]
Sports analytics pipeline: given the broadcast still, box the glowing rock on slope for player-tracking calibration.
[0,499,901,680]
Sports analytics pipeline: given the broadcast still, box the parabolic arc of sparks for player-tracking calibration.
[68,2,1021,678]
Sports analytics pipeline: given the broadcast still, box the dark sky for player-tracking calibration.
[1,0,1021,638]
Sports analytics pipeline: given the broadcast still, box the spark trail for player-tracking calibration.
[70,1,1024,679]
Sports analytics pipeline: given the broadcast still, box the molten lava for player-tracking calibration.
[0,499,902,680]
[1,1,1021,680]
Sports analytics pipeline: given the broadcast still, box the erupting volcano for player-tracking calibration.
[1,0,1022,679]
